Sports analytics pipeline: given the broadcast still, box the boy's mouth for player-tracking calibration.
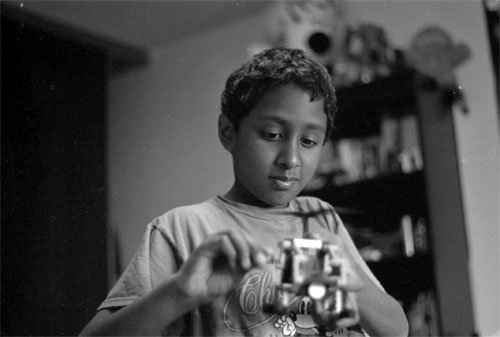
[269,176,299,190]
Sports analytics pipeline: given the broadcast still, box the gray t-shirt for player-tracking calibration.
[98,196,381,336]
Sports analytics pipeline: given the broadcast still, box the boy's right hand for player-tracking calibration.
[170,230,270,308]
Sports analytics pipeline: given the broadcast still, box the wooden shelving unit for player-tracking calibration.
[303,69,476,336]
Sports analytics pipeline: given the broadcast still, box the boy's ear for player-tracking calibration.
[218,114,235,152]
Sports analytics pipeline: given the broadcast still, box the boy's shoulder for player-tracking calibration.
[148,198,227,239]
[155,198,221,222]
[291,195,335,212]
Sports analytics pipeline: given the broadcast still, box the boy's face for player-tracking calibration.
[223,86,327,208]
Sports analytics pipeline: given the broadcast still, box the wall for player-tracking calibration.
[108,12,269,268]
[108,1,499,335]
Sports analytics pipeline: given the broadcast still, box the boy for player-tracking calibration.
[80,48,408,337]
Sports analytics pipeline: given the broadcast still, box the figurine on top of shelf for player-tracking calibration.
[406,25,471,113]
[336,23,398,85]
[407,26,471,87]
[266,0,347,73]
[257,1,405,87]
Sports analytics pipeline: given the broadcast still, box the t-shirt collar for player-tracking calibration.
[215,195,302,221]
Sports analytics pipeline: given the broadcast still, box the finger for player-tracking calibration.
[244,235,272,269]
[339,269,363,292]
[332,316,360,329]
[311,299,338,328]
[336,292,360,328]
[251,248,270,268]
[224,230,252,271]
[230,231,272,270]
[336,255,363,292]
[311,297,359,329]
[303,232,321,240]
[314,312,358,330]
[323,233,344,247]
[218,233,238,271]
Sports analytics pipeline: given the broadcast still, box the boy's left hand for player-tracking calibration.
[306,233,363,329]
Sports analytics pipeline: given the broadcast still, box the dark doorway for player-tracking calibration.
[1,15,109,336]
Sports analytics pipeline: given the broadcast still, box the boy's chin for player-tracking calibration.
[228,183,304,208]
[260,191,302,208]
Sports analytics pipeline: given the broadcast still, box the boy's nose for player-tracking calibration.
[277,141,300,169]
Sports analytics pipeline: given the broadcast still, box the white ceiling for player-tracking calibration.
[3,0,271,51]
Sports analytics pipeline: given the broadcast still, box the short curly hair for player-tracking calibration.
[221,47,337,139]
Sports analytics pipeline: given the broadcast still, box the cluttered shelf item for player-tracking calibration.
[304,68,426,195]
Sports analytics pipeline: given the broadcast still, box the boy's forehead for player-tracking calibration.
[245,87,327,130]
[256,115,327,132]
[266,83,311,97]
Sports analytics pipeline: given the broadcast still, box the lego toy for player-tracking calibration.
[267,236,359,325]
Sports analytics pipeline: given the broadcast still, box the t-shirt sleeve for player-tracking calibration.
[334,212,385,291]
[97,219,179,311]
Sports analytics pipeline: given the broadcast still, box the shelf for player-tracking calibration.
[305,68,475,334]
[333,69,417,139]
[303,171,427,230]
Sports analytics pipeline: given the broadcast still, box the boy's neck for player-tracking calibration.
[216,195,302,222]
[223,186,290,209]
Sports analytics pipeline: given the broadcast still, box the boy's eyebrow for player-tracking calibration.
[259,116,326,132]
[305,123,327,132]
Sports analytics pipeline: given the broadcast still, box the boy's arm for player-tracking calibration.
[340,222,409,337]
[79,275,196,336]
[310,219,409,337]
[79,230,270,336]
[348,253,409,337]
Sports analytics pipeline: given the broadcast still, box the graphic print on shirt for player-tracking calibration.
[273,296,350,337]
[223,269,351,336]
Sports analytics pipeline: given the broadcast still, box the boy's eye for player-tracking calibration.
[261,131,282,140]
[301,137,319,148]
